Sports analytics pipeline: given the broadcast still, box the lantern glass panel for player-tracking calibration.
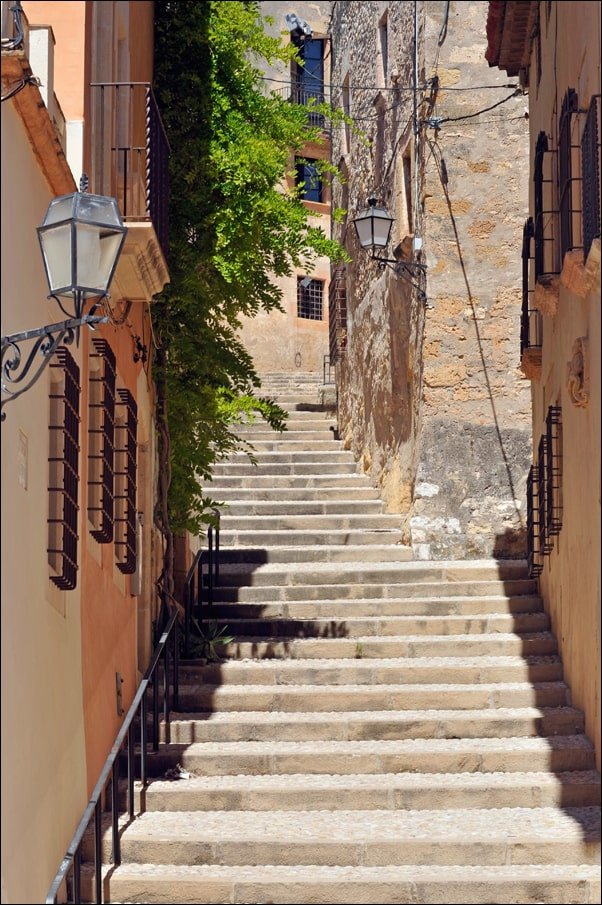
[39,223,73,293]
[75,223,123,293]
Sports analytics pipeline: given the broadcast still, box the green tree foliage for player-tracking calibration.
[152,1,344,541]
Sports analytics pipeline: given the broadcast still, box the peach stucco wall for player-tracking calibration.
[22,0,86,120]
[528,1,601,768]
[1,103,88,905]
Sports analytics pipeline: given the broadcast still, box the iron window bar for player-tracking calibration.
[558,88,582,260]
[297,276,324,320]
[48,348,80,591]
[545,405,563,538]
[88,339,116,543]
[533,131,558,281]
[520,217,542,354]
[537,434,553,557]
[581,94,601,262]
[328,265,347,364]
[527,464,543,578]
[114,389,137,574]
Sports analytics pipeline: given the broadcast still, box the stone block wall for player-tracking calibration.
[330,0,532,559]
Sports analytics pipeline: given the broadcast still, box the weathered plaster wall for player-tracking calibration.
[331,1,532,558]
[525,0,601,769]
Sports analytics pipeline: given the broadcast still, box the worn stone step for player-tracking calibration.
[163,705,583,743]
[217,631,558,659]
[223,450,355,464]
[176,655,564,686]
[213,580,537,603]
[174,681,568,713]
[211,486,382,501]
[208,473,392,488]
[211,462,360,475]
[90,807,601,867]
[238,426,337,438]
[82,861,602,905]
[220,500,385,515]
[219,528,405,547]
[207,611,550,637]
[136,770,601,813]
[150,734,597,777]
[219,514,401,532]
[237,437,342,449]
[213,561,532,587]
[207,594,544,617]
[207,544,414,564]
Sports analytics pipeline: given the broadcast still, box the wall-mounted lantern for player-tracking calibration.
[1,183,127,418]
[353,197,427,300]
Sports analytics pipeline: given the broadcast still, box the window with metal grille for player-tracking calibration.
[295,158,323,203]
[581,94,601,261]
[520,218,542,355]
[114,389,137,574]
[297,277,324,320]
[328,265,347,362]
[533,131,558,279]
[558,88,581,260]
[527,464,543,578]
[48,348,80,590]
[537,434,553,558]
[545,405,563,539]
[88,339,116,543]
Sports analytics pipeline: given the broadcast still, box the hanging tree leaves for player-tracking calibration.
[152,1,345,551]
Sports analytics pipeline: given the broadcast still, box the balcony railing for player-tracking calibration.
[271,82,327,129]
[90,82,169,261]
[520,218,542,356]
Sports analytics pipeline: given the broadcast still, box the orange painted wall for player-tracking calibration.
[22,0,87,120]
[79,308,151,789]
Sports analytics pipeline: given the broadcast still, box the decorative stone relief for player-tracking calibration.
[533,275,560,317]
[566,337,589,407]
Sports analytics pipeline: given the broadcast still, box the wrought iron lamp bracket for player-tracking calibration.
[371,254,428,300]
[1,314,108,419]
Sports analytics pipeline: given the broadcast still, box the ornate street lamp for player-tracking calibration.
[1,183,127,418]
[352,197,427,300]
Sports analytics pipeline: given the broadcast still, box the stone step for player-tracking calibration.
[207,544,414,564]
[220,500,385,515]
[162,704,582,743]
[151,734,597,777]
[222,450,356,464]
[206,594,544,617]
[205,611,550,637]
[82,861,602,905]
[211,486,382,501]
[239,427,337,439]
[136,770,601,813]
[213,560,531,585]
[211,462,360,475]
[213,579,536,602]
[90,807,601,867]
[218,528,405,547]
[238,437,342,448]
[219,514,401,531]
[215,631,558,659]
[207,473,385,488]
[176,655,564,686]
[174,681,568,713]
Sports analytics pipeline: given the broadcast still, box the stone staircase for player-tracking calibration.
[88,372,601,903]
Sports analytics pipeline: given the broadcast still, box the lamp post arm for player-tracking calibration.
[1,314,108,418]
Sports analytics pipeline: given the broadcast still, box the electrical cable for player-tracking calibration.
[1,74,40,103]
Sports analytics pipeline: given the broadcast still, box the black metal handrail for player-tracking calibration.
[183,509,221,655]
[89,82,169,261]
[45,608,180,904]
